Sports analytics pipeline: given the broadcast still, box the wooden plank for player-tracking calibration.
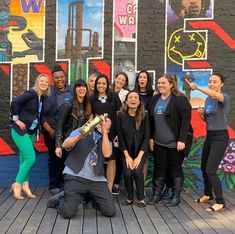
[179,194,216,234]
[155,203,188,234]
[132,204,158,233]
[118,191,143,234]
[52,214,69,234]
[22,188,51,234]
[82,205,97,234]
[182,189,233,234]
[0,188,11,206]
[67,205,84,234]
[168,205,202,234]
[37,196,58,234]
[97,213,112,234]
[192,189,235,233]
[6,187,44,234]
[0,194,16,220]
[111,196,128,234]
[0,196,28,233]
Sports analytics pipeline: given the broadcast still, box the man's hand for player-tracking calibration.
[55,147,62,158]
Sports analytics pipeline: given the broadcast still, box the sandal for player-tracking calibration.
[195,195,213,203]
[206,203,225,212]
[137,201,146,208]
[122,200,133,206]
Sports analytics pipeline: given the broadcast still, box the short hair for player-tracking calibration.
[52,65,65,75]
[169,0,211,17]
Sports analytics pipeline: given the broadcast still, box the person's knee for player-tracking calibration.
[58,206,78,219]
[101,205,116,217]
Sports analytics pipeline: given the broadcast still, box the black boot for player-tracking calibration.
[148,177,165,205]
[161,186,173,200]
[165,177,183,207]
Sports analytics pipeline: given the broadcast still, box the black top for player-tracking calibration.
[117,111,150,158]
[11,89,46,136]
[90,92,122,141]
[55,101,88,147]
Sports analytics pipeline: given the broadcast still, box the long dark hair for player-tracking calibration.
[135,70,154,95]
[94,74,111,98]
[121,90,145,129]
[111,72,129,92]
[73,79,92,118]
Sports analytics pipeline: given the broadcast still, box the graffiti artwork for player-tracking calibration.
[57,0,104,82]
[113,0,136,89]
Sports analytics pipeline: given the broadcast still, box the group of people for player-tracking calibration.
[10,65,230,218]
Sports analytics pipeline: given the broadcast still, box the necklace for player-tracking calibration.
[98,96,107,103]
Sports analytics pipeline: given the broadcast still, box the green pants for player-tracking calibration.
[11,128,36,184]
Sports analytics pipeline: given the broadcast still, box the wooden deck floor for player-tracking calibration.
[0,187,235,234]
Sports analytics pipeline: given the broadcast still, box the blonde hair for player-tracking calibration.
[33,74,50,96]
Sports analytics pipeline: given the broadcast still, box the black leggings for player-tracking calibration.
[153,144,185,179]
[201,130,229,204]
[122,154,148,201]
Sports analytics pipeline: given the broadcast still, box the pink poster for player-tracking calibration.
[114,0,136,39]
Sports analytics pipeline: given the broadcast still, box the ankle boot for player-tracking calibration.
[165,177,183,207]
[148,177,165,205]
[9,182,24,200]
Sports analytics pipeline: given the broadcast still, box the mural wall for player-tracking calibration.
[0,0,235,189]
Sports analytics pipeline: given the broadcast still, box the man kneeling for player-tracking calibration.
[47,117,116,219]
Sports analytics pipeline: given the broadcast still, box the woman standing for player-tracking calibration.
[10,74,50,199]
[117,91,150,207]
[90,74,122,191]
[135,70,154,180]
[111,72,129,194]
[148,73,193,207]
[186,73,229,212]
[55,79,93,158]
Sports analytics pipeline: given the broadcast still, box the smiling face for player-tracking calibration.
[208,75,224,92]
[38,75,49,92]
[96,77,108,95]
[75,84,87,99]
[53,71,66,91]
[115,74,127,90]
[157,77,173,97]
[126,91,140,110]
[138,72,148,91]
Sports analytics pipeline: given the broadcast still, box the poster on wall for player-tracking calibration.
[166,0,213,107]
[0,0,45,64]
[57,0,104,82]
[113,0,136,89]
